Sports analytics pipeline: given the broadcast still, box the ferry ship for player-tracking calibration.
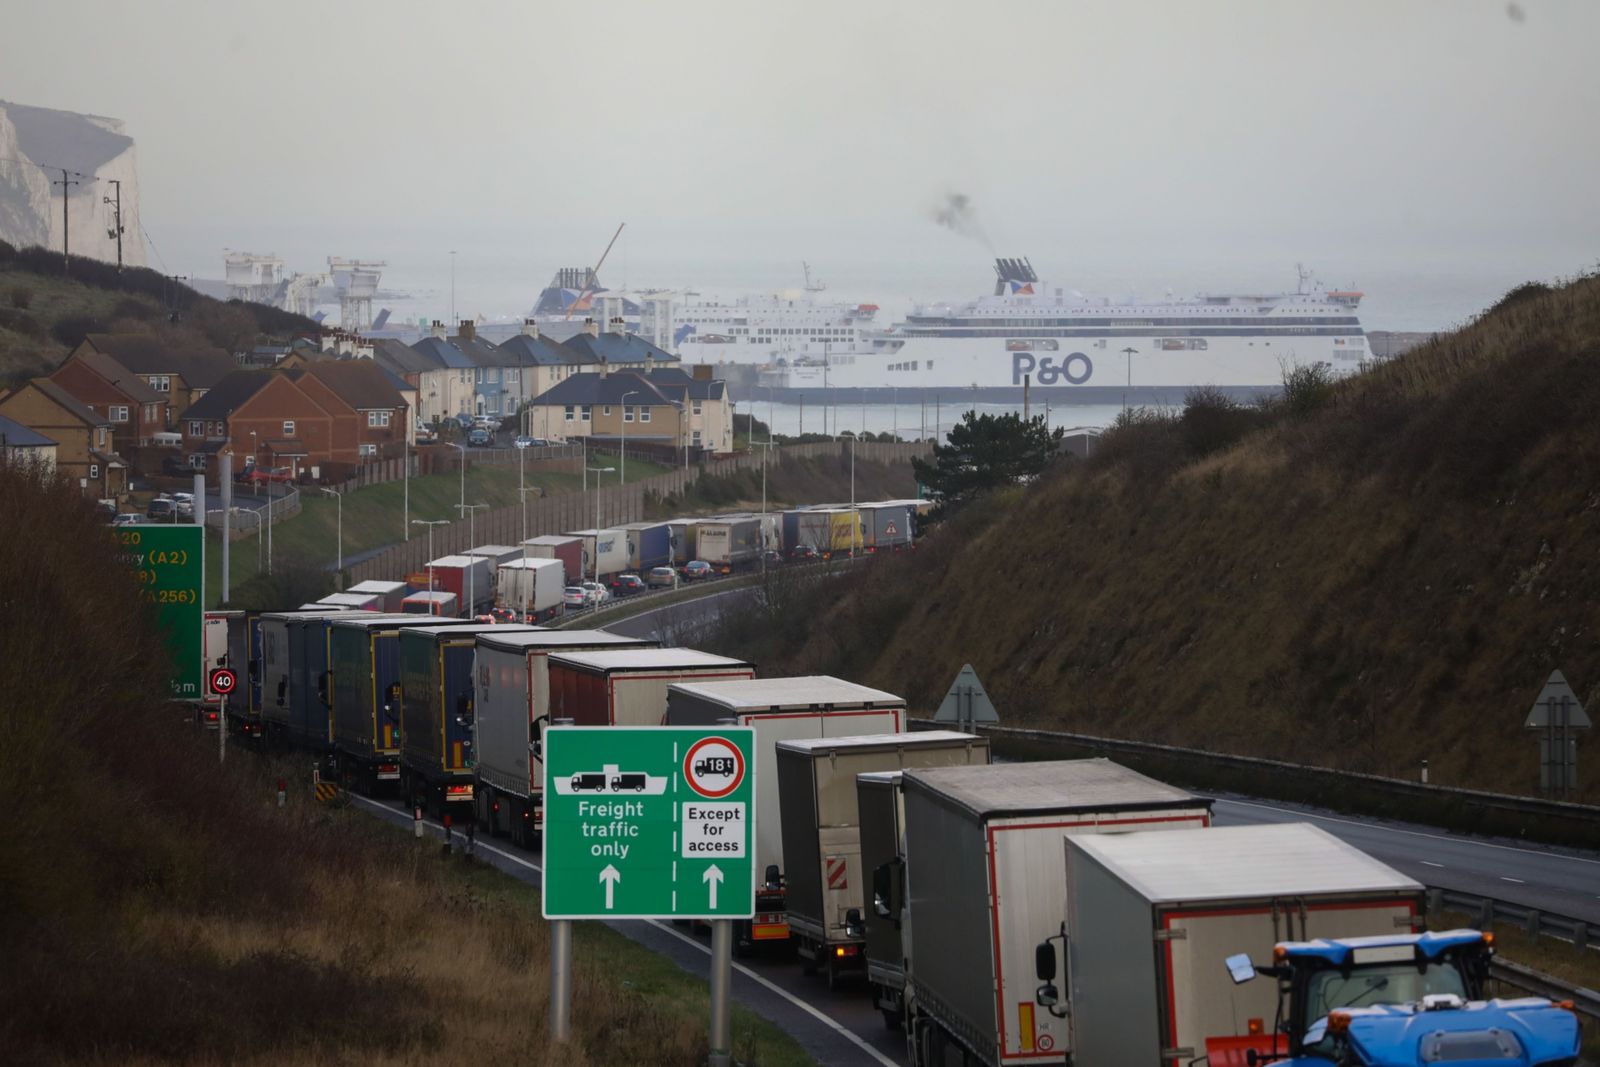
[761,259,1375,402]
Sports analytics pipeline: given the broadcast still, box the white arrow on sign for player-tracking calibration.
[703,864,724,909]
[599,864,621,909]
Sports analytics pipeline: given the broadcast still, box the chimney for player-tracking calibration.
[584,317,599,339]
[457,319,476,341]
[645,351,654,375]
[355,337,374,360]
[431,319,447,340]
[521,318,538,337]
[599,356,609,379]
[609,315,627,337]
[692,364,713,382]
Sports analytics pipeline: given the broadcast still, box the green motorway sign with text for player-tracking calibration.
[117,524,204,699]
[542,726,756,920]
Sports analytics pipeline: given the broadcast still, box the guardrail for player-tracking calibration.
[1429,888,1596,954]
[905,719,1600,850]
[1488,958,1600,1024]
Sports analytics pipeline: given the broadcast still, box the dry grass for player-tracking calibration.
[701,271,1600,803]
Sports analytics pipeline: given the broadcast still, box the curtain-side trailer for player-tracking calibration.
[858,771,911,1027]
[473,630,658,847]
[901,759,1212,1067]
[398,624,538,814]
[776,731,990,990]
[425,555,495,616]
[330,615,477,794]
[618,521,672,571]
[564,528,628,582]
[665,677,907,955]
[1059,824,1426,1067]
[695,516,762,572]
[548,648,754,727]
[258,609,350,751]
[224,611,263,740]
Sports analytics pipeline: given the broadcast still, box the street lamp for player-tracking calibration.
[448,441,466,517]
[586,465,616,605]
[518,485,540,545]
[320,487,343,586]
[412,519,448,601]
[620,390,639,485]
[460,503,489,615]
[1120,346,1138,411]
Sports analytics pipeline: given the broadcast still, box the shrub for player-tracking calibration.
[1281,361,1335,418]
[50,312,109,347]
[1092,404,1184,480]
[1180,385,1263,458]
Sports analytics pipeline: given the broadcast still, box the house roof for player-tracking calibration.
[0,413,56,448]
[301,360,407,410]
[410,336,477,370]
[643,366,725,401]
[560,330,678,367]
[83,334,239,388]
[529,370,680,408]
[62,348,163,403]
[22,378,110,427]
[498,332,597,367]
[371,338,438,376]
[180,370,274,421]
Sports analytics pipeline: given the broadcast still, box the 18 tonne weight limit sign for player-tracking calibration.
[542,726,755,920]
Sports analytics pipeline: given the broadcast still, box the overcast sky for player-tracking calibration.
[4,0,1597,313]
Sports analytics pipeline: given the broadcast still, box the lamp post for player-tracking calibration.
[448,441,466,517]
[403,435,410,541]
[586,466,616,606]
[460,503,488,616]
[519,485,539,546]
[412,519,448,601]
[620,390,639,485]
[320,487,343,586]
[1120,346,1138,411]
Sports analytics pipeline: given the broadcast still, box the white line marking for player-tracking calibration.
[1501,877,1526,884]
[351,794,895,1066]
[644,920,901,1067]
[1216,798,1600,866]
[1421,861,1445,868]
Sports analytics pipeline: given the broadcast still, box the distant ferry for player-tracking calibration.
[760,258,1376,401]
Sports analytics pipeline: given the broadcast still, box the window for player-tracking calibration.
[367,410,391,428]
[506,368,518,383]
[692,400,702,416]
[283,420,295,437]
[639,407,651,423]
[360,443,377,457]
[692,430,702,445]
[110,405,129,423]
[381,411,391,427]
[96,429,107,449]
[211,421,223,437]
[489,368,500,383]
[564,405,575,422]
[188,421,202,437]
[603,405,612,416]
[623,406,634,423]
[149,375,170,393]
[581,405,592,421]
[89,464,100,479]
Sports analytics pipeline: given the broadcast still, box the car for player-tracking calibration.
[761,550,783,568]
[145,497,177,521]
[562,586,589,609]
[248,466,295,484]
[789,544,820,561]
[455,413,475,429]
[645,566,679,589]
[171,492,195,518]
[680,560,713,581]
[514,435,545,449]
[467,428,492,447]
[610,573,647,596]
[579,581,611,605]
[111,512,142,526]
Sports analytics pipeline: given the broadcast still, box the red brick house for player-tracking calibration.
[49,346,168,452]
[290,361,408,462]
[68,334,239,426]
[0,378,127,500]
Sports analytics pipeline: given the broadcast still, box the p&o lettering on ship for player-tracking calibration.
[1012,350,1093,386]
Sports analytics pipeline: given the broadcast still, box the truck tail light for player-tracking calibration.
[1247,1019,1264,1035]
[445,785,473,798]
[833,944,858,958]
[491,800,500,814]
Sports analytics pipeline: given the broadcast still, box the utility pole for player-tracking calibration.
[53,169,79,274]
[461,504,488,615]
[103,179,124,271]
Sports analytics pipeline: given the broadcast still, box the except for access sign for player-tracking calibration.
[116,524,204,699]
[542,726,755,921]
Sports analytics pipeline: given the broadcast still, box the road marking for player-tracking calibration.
[1501,876,1526,884]
[1216,798,1600,867]
[644,919,901,1067]
[351,795,896,1064]
[1421,861,1445,868]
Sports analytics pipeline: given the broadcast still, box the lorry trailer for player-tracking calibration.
[776,731,990,989]
[900,759,1212,1067]
[564,528,628,582]
[520,535,583,583]
[665,676,908,954]
[665,520,698,563]
[312,591,384,611]
[857,770,913,1026]
[1038,823,1428,1067]
[496,557,565,622]
[223,611,263,739]
[345,579,410,613]
[425,555,495,616]
[257,608,351,750]
[398,623,538,814]
[548,648,755,727]
[329,615,478,794]
[856,502,913,551]
[401,590,459,617]
[618,521,672,571]
[472,629,659,846]
[462,544,524,591]
[694,515,763,573]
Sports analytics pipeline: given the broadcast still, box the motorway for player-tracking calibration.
[338,584,1600,1066]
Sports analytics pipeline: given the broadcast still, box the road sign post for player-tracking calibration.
[543,726,756,1058]
[116,524,204,699]
[1524,670,1592,798]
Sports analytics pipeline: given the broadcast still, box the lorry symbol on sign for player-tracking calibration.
[554,763,668,796]
[683,737,745,799]
[694,755,736,778]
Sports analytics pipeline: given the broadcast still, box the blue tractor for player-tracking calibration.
[1217,930,1581,1066]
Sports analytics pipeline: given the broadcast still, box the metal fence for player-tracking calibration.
[205,486,300,533]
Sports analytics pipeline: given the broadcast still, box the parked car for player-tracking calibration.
[455,413,475,430]
[248,466,295,484]
[111,512,142,526]
[146,497,177,521]
[233,461,257,483]
[171,492,195,518]
[680,560,713,581]
[609,573,647,597]
[579,581,611,606]
[513,435,542,449]
[646,566,679,589]
[562,586,589,609]
[467,428,492,447]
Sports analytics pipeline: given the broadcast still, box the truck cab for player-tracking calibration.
[1217,931,1580,1066]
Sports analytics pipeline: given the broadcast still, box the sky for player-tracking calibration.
[3,0,1598,324]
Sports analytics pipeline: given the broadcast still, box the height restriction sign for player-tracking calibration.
[542,726,756,920]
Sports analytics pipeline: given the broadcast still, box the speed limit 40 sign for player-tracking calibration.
[209,667,237,695]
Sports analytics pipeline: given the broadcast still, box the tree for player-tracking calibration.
[912,410,1063,509]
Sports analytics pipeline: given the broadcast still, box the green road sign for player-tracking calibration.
[116,524,204,699]
[542,726,756,920]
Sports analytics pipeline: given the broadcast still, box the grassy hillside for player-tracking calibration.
[704,272,1600,803]
[0,238,316,385]
[0,459,810,1066]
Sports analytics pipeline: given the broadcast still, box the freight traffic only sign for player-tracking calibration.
[542,726,756,920]
[116,524,204,699]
